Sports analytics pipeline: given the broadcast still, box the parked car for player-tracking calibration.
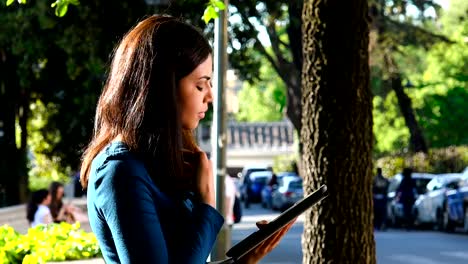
[387,172,435,227]
[271,176,303,211]
[412,173,462,228]
[239,165,271,208]
[261,172,299,209]
[445,167,468,232]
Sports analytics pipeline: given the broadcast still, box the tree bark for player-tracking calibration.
[301,0,376,263]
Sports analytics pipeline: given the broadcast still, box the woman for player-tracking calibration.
[27,189,52,227]
[49,181,76,223]
[80,15,293,264]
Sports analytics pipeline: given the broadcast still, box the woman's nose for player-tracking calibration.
[205,87,214,103]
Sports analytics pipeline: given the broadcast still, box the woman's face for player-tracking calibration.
[56,186,64,200]
[43,194,52,205]
[178,55,213,130]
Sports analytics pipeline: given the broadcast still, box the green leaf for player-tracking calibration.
[6,0,14,6]
[55,3,68,17]
[202,5,218,24]
[212,0,225,10]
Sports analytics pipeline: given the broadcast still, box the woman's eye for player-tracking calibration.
[196,86,203,91]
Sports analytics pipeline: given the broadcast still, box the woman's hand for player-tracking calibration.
[238,219,296,264]
[183,149,215,207]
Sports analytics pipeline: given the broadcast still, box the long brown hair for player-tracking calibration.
[49,181,64,220]
[80,15,211,194]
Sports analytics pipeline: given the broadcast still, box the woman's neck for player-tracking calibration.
[112,134,123,142]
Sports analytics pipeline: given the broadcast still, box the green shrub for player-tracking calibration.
[375,145,468,177]
[273,154,298,173]
[0,222,101,264]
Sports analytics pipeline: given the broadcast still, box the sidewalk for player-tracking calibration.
[0,197,91,234]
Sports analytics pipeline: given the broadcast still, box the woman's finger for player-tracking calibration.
[261,221,295,253]
[255,220,268,228]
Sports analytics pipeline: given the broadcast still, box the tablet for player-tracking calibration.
[225,184,328,260]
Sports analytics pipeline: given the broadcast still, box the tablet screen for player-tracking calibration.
[226,184,328,260]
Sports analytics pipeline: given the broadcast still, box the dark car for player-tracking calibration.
[239,165,272,208]
[386,172,435,227]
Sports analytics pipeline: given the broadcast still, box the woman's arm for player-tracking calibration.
[94,160,170,263]
[94,159,223,264]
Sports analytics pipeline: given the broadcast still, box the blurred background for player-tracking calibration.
[0,0,466,263]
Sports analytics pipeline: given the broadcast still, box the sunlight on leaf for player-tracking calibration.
[213,0,225,10]
[55,3,68,17]
[202,0,226,24]
[6,0,14,6]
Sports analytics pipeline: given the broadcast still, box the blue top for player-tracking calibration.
[87,142,224,263]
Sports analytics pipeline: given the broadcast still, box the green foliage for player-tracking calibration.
[236,62,286,122]
[5,0,79,17]
[50,0,79,17]
[28,100,71,191]
[372,93,410,154]
[439,0,468,36]
[202,0,226,24]
[272,154,297,174]
[0,222,100,264]
[372,0,468,155]
[375,145,468,177]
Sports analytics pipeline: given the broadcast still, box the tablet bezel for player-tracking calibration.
[225,184,328,260]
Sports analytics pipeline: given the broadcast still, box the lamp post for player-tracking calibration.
[210,0,230,260]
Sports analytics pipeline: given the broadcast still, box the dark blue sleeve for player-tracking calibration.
[175,203,225,264]
[94,159,224,264]
[95,159,169,263]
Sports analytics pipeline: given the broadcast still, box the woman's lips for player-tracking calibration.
[198,112,206,119]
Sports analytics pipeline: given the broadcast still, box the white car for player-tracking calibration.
[413,173,462,228]
[271,176,303,211]
[387,173,436,227]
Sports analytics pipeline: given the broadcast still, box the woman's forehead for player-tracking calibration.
[191,56,213,80]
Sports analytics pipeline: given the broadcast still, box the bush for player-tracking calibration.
[0,222,101,264]
[273,154,298,174]
[375,145,468,177]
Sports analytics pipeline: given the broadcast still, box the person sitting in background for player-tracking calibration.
[27,189,52,227]
[49,181,76,223]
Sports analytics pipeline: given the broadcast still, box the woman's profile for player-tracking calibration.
[80,15,293,264]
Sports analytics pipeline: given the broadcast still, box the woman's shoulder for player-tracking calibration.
[93,141,138,168]
[36,205,51,215]
[90,141,148,183]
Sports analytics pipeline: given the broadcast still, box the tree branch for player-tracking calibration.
[384,17,454,48]
[265,21,290,66]
[236,10,282,77]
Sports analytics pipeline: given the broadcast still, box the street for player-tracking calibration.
[233,204,468,264]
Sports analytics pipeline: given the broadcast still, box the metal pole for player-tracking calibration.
[211,0,230,260]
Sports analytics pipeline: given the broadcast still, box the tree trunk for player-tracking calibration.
[301,0,375,263]
[0,52,21,206]
[285,0,303,136]
[390,75,428,153]
[18,92,30,202]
